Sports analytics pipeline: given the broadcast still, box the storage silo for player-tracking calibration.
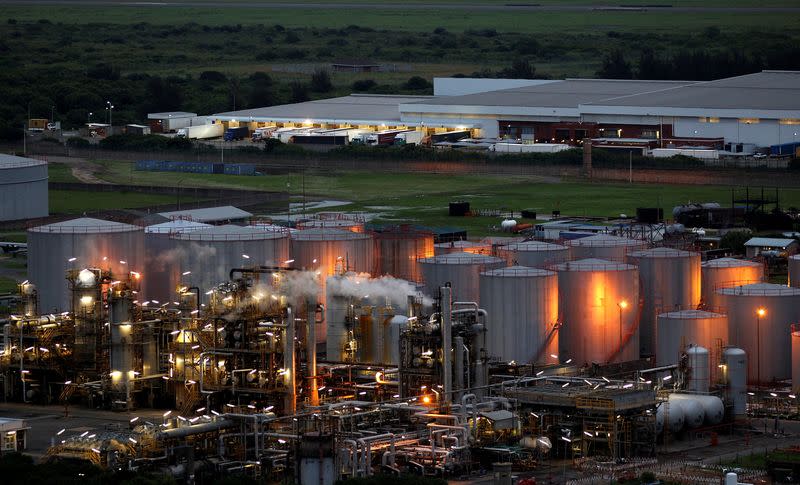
[0,154,48,221]
[143,219,212,302]
[655,310,728,366]
[28,217,144,312]
[717,283,800,384]
[789,255,800,287]
[170,224,290,294]
[496,241,569,268]
[434,240,491,256]
[628,248,701,356]
[554,258,639,365]
[686,344,710,392]
[722,347,747,416]
[701,258,763,310]
[375,227,434,282]
[479,266,558,364]
[418,252,505,302]
[565,234,646,261]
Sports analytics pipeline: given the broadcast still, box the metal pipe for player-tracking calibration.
[307,299,319,407]
[454,335,464,401]
[441,286,452,405]
[284,306,296,414]
[156,418,235,439]
[199,350,233,395]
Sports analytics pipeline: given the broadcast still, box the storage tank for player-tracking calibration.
[170,224,290,295]
[418,252,505,303]
[374,227,434,282]
[479,266,558,364]
[143,219,212,302]
[386,315,409,365]
[669,394,703,428]
[789,255,800,287]
[656,400,684,434]
[686,345,710,393]
[669,394,724,426]
[655,310,728,366]
[0,154,48,221]
[28,217,144,312]
[434,240,491,256]
[554,258,639,365]
[297,218,364,233]
[717,283,800,384]
[701,258,763,310]
[496,241,569,268]
[722,347,747,416]
[793,326,800,392]
[290,228,375,277]
[565,234,646,261]
[627,248,701,356]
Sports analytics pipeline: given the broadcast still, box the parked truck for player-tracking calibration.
[430,130,471,144]
[162,116,208,133]
[126,124,151,135]
[492,142,572,153]
[177,123,224,139]
[367,129,411,146]
[223,126,249,141]
[393,130,425,146]
[251,126,278,141]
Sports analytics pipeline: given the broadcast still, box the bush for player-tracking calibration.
[310,68,333,92]
[352,79,376,91]
[404,76,431,90]
[66,137,91,148]
[199,71,227,83]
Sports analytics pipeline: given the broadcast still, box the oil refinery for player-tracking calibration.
[1,212,798,484]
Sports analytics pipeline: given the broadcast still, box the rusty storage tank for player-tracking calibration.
[722,347,747,416]
[418,252,505,303]
[717,283,800,384]
[434,240,492,256]
[554,258,639,365]
[479,266,559,364]
[701,257,763,309]
[655,310,728,366]
[28,217,144,312]
[627,248,701,356]
[290,228,375,276]
[790,255,800,287]
[496,241,569,268]
[793,325,800,392]
[170,224,290,294]
[374,226,434,282]
[143,219,212,302]
[565,234,646,261]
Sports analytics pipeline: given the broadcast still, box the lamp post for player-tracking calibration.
[106,101,114,127]
[756,307,766,387]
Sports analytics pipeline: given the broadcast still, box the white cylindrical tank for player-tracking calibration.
[669,394,704,428]
[669,393,724,426]
[722,347,747,416]
[656,310,728,366]
[386,315,409,365]
[0,154,48,221]
[790,255,800,288]
[565,234,646,261]
[627,248,701,356]
[686,344,710,393]
[28,217,144,312]
[717,283,800,384]
[479,266,558,364]
[418,252,505,303]
[434,240,491,256]
[496,240,569,268]
[554,258,639,365]
[170,225,290,295]
[375,227,434,282]
[143,219,212,301]
[701,257,763,310]
[656,400,685,434]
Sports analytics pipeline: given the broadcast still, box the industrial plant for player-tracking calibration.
[0,205,797,484]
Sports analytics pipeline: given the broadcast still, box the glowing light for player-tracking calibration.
[68,257,77,262]
[80,296,93,306]
[242,254,250,259]
[757,307,766,317]
[422,395,431,404]
[618,300,628,309]
[182,271,191,276]
[56,428,65,436]
[163,410,172,417]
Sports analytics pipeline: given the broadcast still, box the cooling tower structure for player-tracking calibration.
[721,346,747,416]
[700,257,764,310]
[627,248,701,356]
[418,252,505,303]
[479,266,558,364]
[717,283,800,384]
[554,258,639,365]
[434,240,491,256]
[655,310,728,366]
[565,234,646,261]
[789,255,800,287]
[374,227,435,282]
[28,217,144,312]
[143,219,212,302]
[170,224,290,295]
[495,241,569,268]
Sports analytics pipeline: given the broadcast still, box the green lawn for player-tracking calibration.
[47,163,81,183]
[49,189,198,214]
[0,276,17,294]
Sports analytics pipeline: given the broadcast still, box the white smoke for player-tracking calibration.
[327,273,429,309]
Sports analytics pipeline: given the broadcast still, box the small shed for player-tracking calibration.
[744,237,799,258]
[0,417,28,454]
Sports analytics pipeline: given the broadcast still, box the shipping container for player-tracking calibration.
[223,126,249,141]
[651,148,719,160]
[125,124,151,135]
[135,160,257,175]
[176,124,224,139]
[770,142,800,156]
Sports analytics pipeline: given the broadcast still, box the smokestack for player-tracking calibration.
[306,298,319,407]
[284,306,296,414]
[582,138,592,178]
[441,286,452,405]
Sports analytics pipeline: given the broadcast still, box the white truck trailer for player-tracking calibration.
[176,123,224,139]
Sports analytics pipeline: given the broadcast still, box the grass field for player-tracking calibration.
[49,189,198,214]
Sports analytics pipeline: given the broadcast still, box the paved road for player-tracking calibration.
[1,0,798,13]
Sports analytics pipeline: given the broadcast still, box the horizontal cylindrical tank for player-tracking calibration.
[670,394,703,428]
[565,234,646,261]
[496,241,569,268]
[143,219,212,301]
[374,227,434,282]
[790,255,800,288]
[627,248,701,356]
[554,258,639,365]
[434,240,491,256]
[722,347,747,416]
[656,400,685,434]
[669,393,724,426]
[718,283,800,384]
[656,310,728,366]
[686,345,710,393]
[418,252,505,303]
[479,266,558,364]
[701,257,763,310]
[171,224,290,294]
[0,154,48,221]
[28,217,144,312]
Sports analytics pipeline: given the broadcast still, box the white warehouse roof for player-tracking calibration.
[147,111,197,120]
[158,206,252,223]
[744,237,797,248]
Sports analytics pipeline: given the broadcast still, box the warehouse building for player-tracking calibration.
[211,70,800,152]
